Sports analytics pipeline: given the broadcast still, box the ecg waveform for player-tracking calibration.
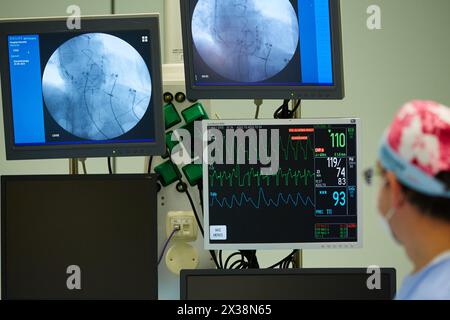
[279,136,314,161]
[210,188,315,209]
[209,166,315,188]
[223,134,314,162]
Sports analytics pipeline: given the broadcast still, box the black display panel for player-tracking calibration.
[181,269,397,300]
[0,15,164,160]
[1,174,158,300]
[203,119,360,249]
[181,0,344,99]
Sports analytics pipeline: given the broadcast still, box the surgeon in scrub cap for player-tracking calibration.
[366,100,450,300]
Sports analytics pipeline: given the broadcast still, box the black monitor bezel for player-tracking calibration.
[0,14,165,160]
[180,268,397,300]
[180,0,345,100]
[1,174,159,300]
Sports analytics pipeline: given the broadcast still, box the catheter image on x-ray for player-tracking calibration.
[192,0,299,83]
[42,33,152,141]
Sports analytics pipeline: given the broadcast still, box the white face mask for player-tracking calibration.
[379,208,398,243]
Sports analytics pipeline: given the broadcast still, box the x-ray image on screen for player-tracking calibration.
[42,33,152,141]
[191,0,299,83]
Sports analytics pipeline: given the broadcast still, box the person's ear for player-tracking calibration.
[385,172,406,209]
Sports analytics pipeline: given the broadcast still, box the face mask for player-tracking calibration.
[379,208,398,243]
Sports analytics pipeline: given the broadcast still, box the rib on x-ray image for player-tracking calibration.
[42,33,152,141]
[192,0,299,83]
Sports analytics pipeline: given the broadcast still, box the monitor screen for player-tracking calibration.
[1,174,158,300]
[181,269,397,300]
[180,0,344,99]
[202,119,361,250]
[0,15,165,160]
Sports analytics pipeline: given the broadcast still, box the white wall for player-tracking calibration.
[1,0,450,293]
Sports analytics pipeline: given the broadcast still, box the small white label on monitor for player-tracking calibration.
[210,226,227,241]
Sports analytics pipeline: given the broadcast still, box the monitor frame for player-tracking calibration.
[180,268,397,300]
[202,118,362,250]
[180,0,345,100]
[1,174,159,300]
[0,14,165,160]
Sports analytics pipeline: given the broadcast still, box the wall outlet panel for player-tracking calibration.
[151,65,214,300]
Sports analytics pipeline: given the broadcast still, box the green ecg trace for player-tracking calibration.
[209,165,315,188]
[279,136,314,161]
[226,135,314,162]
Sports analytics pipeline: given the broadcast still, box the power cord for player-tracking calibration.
[147,156,154,174]
[158,226,180,265]
[79,158,87,174]
[107,157,113,174]
[267,250,298,269]
[274,99,302,119]
[254,99,263,119]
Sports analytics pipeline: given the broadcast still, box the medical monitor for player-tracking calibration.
[181,0,344,99]
[1,174,158,300]
[203,118,361,250]
[181,269,397,300]
[0,14,164,160]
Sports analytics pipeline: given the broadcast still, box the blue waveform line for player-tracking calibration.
[210,188,315,209]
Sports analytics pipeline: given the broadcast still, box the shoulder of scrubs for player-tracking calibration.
[396,253,450,300]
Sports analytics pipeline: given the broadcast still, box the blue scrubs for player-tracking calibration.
[396,252,450,300]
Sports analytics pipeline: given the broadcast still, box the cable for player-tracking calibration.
[197,183,204,214]
[274,99,301,119]
[107,157,113,174]
[267,250,297,269]
[241,250,259,269]
[111,0,116,14]
[185,188,204,236]
[229,260,245,270]
[147,156,154,174]
[224,252,243,269]
[79,158,87,174]
[254,99,263,119]
[158,226,180,265]
[290,99,302,116]
[219,250,224,269]
[273,99,290,119]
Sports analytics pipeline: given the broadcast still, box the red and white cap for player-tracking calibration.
[379,100,450,198]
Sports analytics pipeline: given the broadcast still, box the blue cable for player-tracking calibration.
[157,227,180,265]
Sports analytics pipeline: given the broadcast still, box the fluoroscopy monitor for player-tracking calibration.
[181,269,397,300]
[0,14,165,160]
[1,174,158,300]
[180,0,344,100]
[203,118,361,250]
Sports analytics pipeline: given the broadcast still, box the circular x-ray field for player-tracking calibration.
[42,33,152,141]
[192,0,299,83]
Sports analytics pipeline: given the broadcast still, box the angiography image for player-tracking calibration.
[42,33,152,141]
[192,0,299,83]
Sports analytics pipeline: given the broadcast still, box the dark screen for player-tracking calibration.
[1,175,158,300]
[206,122,358,246]
[183,270,396,300]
